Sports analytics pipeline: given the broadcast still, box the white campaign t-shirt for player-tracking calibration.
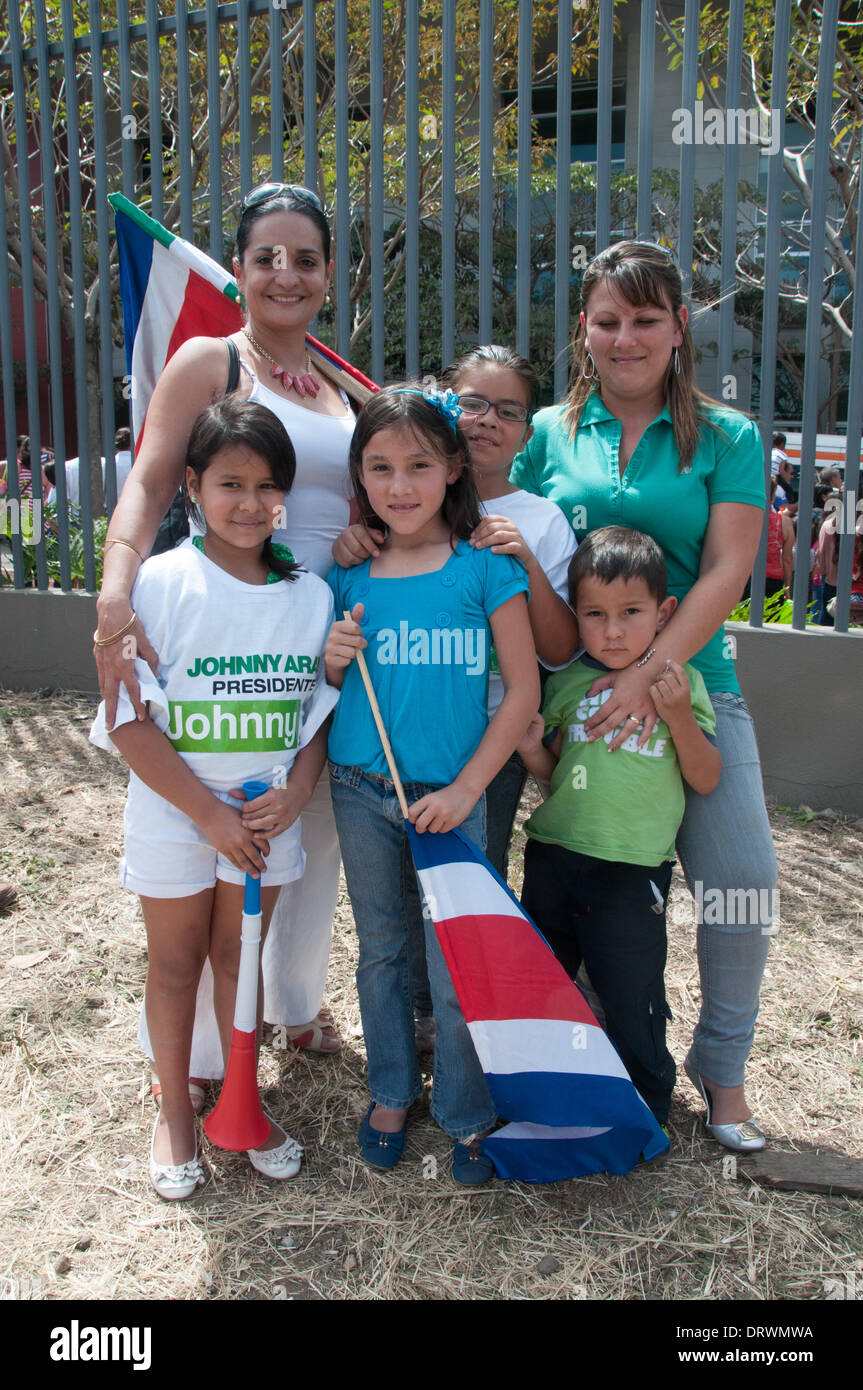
[91,539,339,816]
[481,489,578,714]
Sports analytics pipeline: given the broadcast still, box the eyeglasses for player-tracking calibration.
[241,183,325,215]
[457,394,529,424]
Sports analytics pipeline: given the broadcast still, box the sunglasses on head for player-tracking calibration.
[241,183,325,215]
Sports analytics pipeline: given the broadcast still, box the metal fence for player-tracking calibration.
[0,0,861,633]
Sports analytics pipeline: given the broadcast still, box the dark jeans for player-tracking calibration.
[521,839,675,1124]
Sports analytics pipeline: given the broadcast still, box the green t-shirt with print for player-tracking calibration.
[525,657,716,866]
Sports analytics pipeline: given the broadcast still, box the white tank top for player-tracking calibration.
[242,363,356,579]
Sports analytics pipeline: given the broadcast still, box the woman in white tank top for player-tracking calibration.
[96,185,373,1104]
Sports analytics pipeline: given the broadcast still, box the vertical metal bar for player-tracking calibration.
[832,167,863,633]
[33,6,71,588]
[89,0,116,525]
[176,1,193,239]
[238,0,252,195]
[791,0,841,630]
[405,0,419,378]
[369,0,384,384]
[145,0,164,221]
[478,0,494,345]
[303,0,317,188]
[553,0,573,400]
[441,0,455,366]
[334,0,351,359]
[636,0,656,238]
[749,0,791,628]
[716,0,744,397]
[0,142,25,587]
[269,2,285,178]
[7,2,47,588]
[60,0,96,590]
[116,0,136,199]
[595,0,614,256]
[206,0,223,259]
[515,0,532,357]
[677,0,700,294]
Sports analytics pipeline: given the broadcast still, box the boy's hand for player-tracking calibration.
[332,523,385,566]
[648,660,694,730]
[199,800,269,877]
[517,712,546,760]
[325,602,366,680]
[408,783,477,834]
[470,515,533,566]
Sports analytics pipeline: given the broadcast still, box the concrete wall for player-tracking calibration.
[729,621,863,815]
[1,595,861,814]
[1,590,99,694]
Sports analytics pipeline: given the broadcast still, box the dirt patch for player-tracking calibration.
[1,689,861,1301]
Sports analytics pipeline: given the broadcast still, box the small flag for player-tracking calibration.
[408,825,669,1183]
[109,192,377,452]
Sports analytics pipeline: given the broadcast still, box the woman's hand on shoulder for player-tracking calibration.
[332,522,385,567]
[584,663,659,750]
[94,609,160,728]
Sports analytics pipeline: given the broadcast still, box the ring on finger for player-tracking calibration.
[626,714,641,724]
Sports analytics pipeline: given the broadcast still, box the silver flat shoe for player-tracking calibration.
[683,1057,766,1152]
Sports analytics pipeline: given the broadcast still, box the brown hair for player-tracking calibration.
[349,386,479,543]
[564,240,726,471]
[442,344,538,419]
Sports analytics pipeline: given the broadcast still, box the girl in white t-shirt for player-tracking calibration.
[90,397,337,1199]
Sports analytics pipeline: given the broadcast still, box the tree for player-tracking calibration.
[658,0,862,427]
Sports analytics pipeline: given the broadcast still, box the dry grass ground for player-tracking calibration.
[1,689,861,1303]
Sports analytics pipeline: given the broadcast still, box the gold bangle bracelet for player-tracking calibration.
[107,538,145,563]
[94,610,138,647]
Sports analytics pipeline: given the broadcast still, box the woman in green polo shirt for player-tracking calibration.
[507,241,775,1153]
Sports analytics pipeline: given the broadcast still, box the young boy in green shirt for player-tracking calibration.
[518,526,721,1125]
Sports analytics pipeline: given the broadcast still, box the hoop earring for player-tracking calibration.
[582,352,596,380]
[673,347,680,376]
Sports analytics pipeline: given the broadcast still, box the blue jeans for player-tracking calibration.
[329,764,496,1140]
[675,692,777,1089]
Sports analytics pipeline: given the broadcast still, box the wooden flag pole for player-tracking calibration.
[344,610,410,819]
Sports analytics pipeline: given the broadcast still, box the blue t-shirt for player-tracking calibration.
[327,540,529,786]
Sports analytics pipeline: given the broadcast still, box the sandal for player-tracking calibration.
[151,1074,208,1116]
[281,1010,342,1054]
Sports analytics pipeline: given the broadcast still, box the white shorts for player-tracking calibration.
[120,777,305,899]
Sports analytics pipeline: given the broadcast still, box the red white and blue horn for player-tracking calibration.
[204,781,270,1151]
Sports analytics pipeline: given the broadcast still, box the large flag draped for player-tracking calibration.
[408,824,669,1183]
[109,192,377,452]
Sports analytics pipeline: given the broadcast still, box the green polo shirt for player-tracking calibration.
[510,393,766,693]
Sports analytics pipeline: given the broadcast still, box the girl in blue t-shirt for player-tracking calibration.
[326,386,539,1184]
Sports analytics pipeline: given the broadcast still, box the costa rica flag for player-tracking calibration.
[408,824,669,1183]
